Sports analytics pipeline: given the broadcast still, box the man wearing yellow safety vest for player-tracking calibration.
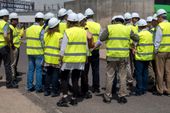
[78,13,94,99]
[153,9,170,96]
[124,12,134,89]
[134,19,154,96]
[26,12,44,92]
[57,13,88,107]
[147,14,158,92]
[43,17,63,97]
[9,12,22,81]
[58,8,68,34]
[96,15,139,104]
[0,9,18,88]
[84,8,101,93]
[131,12,140,34]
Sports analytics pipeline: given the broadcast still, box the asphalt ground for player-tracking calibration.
[1,44,170,113]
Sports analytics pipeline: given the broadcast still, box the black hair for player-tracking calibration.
[115,18,124,24]
[86,15,93,19]
[35,18,43,23]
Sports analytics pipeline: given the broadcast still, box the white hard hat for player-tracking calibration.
[137,19,147,27]
[9,12,18,19]
[112,16,117,21]
[67,9,73,15]
[35,12,44,19]
[115,15,124,21]
[0,9,9,17]
[67,13,78,22]
[157,9,167,16]
[44,12,55,20]
[152,14,157,20]
[58,8,67,17]
[77,13,86,22]
[146,16,153,22]
[132,12,140,18]
[84,8,94,16]
[124,12,132,20]
[48,17,60,28]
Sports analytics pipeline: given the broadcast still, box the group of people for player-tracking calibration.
[0,7,170,107]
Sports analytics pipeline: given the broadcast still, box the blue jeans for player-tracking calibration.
[134,60,149,94]
[27,55,43,91]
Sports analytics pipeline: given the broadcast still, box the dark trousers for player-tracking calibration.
[44,66,60,93]
[84,50,100,89]
[134,60,149,94]
[0,46,12,84]
[81,64,89,94]
[61,69,81,98]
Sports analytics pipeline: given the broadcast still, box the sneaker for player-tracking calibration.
[70,98,78,106]
[57,97,69,107]
[117,96,127,104]
[36,89,43,93]
[27,87,35,92]
[152,91,163,96]
[44,91,51,96]
[51,92,60,97]
[163,92,170,97]
[84,92,92,99]
[92,88,100,93]
[103,94,111,103]
[6,81,18,89]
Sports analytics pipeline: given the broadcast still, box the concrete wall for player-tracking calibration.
[64,0,154,27]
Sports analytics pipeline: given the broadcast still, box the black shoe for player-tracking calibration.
[163,92,170,97]
[28,87,35,92]
[57,97,69,107]
[70,98,78,106]
[118,97,127,104]
[36,89,43,93]
[153,91,163,96]
[44,91,51,96]
[6,81,18,89]
[92,88,100,93]
[103,94,111,103]
[84,92,92,99]
[51,92,60,97]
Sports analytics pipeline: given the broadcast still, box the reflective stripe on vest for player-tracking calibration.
[59,22,67,34]
[0,20,7,48]
[106,24,130,58]
[63,27,87,63]
[44,32,63,64]
[10,25,21,48]
[158,21,170,52]
[135,30,154,61]
[26,25,43,55]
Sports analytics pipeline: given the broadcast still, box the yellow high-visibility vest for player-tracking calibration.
[131,25,139,34]
[10,25,21,48]
[158,21,170,52]
[106,24,130,58]
[63,27,87,63]
[26,25,44,55]
[86,21,100,44]
[0,20,8,48]
[135,30,154,61]
[59,22,67,34]
[44,32,63,65]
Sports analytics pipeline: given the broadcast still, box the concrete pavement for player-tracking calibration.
[0,81,46,113]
